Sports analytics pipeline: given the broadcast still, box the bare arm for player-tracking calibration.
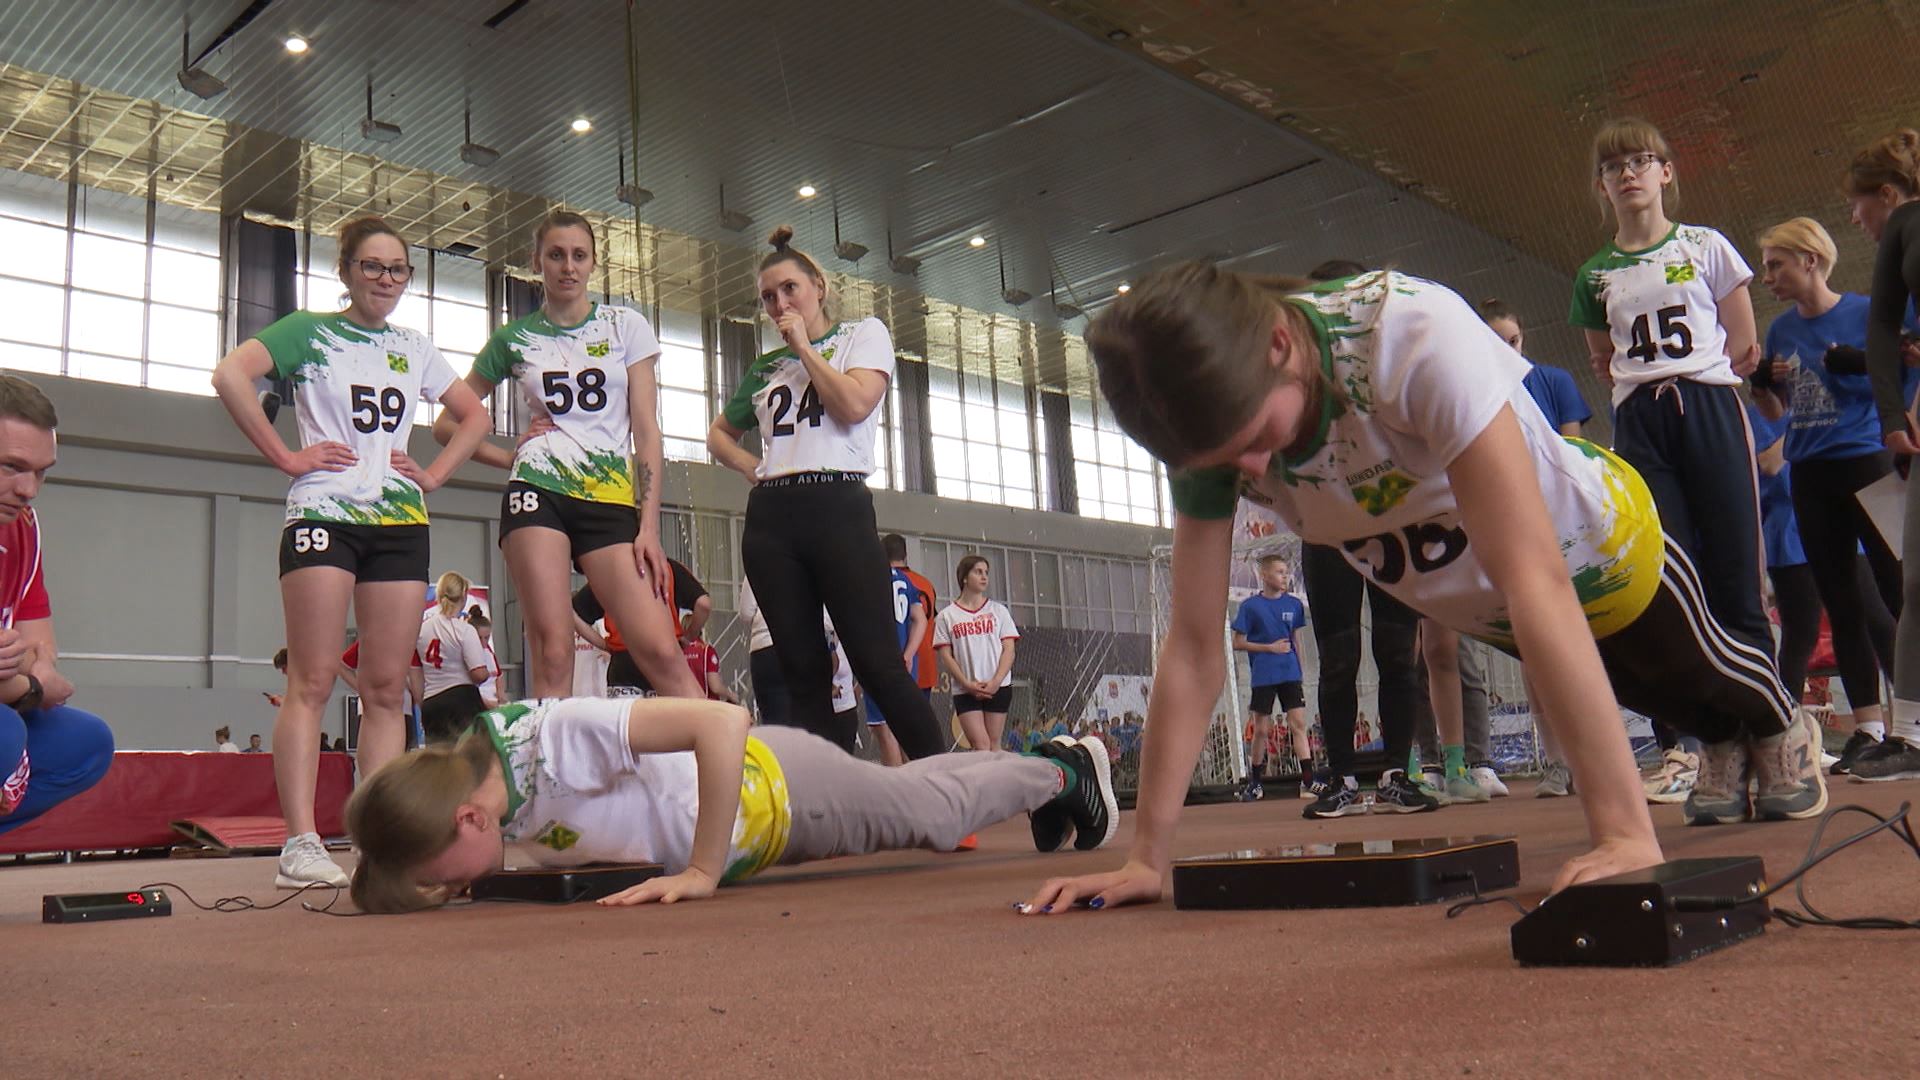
[1026,511,1234,912]
[409,378,491,489]
[211,340,347,476]
[777,319,890,425]
[1756,434,1787,477]
[573,615,611,652]
[1583,329,1614,387]
[15,618,71,707]
[407,665,424,707]
[627,358,668,541]
[988,637,1017,689]
[935,645,973,689]
[337,661,360,694]
[705,416,762,481]
[599,699,751,905]
[1558,420,1584,438]
[903,603,928,667]
[1717,281,1761,377]
[433,371,516,470]
[1230,631,1276,654]
[1449,406,1661,890]
[686,595,713,643]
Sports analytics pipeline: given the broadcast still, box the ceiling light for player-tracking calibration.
[835,240,869,262]
[968,234,987,248]
[283,35,309,54]
[177,67,226,99]
[797,184,817,198]
[1002,287,1033,306]
[1116,282,1131,294]
[570,117,592,134]
[890,254,921,276]
[616,184,654,207]
[361,80,400,142]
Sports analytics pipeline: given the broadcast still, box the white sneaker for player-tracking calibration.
[1644,748,1698,805]
[1469,764,1509,798]
[276,831,350,890]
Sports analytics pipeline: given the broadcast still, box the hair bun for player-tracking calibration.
[767,225,795,251]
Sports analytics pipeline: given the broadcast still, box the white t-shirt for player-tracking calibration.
[1569,223,1752,406]
[1170,272,1665,648]
[418,612,489,698]
[253,310,460,525]
[932,599,1020,687]
[218,741,240,753]
[737,580,776,653]
[474,303,661,506]
[572,628,610,698]
[481,697,789,880]
[720,317,896,479]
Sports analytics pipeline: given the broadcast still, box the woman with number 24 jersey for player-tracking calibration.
[436,210,702,703]
[706,227,946,759]
[212,215,491,890]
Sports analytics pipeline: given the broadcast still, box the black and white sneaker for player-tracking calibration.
[1029,736,1078,852]
[1847,737,1920,783]
[1303,781,1364,819]
[1063,736,1118,851]
[1831,729,1882,776]
[1373,769,1441,814]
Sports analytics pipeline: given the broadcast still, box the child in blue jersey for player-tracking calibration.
[1752,216,1911,774]
[860,534,928,768]
[1230,554,1310,800]
[1478,298,1592,437]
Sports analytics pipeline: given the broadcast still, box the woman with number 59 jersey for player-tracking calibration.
[212,215,491,890]
[706,226,945,759]
[434,209,701,701]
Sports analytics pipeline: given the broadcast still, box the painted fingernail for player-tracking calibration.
[1041,903,1053,913]
[1088,897,1105,910]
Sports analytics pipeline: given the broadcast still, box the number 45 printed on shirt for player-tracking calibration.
[767,383,825,437]
[1627,305,1693,363]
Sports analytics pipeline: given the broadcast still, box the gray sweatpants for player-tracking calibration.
[1414,635,1491,765]
[753,725,1066,863]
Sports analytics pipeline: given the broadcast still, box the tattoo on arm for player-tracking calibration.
[634,459,652,516]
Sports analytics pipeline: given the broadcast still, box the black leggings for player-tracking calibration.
[1301,542,1422,778]
[748,646,791,728]
[1768,563,1821,705]
[420,684,485,743]
[1789,453,1900,710]
[741,477,944,758]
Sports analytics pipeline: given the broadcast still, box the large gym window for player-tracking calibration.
[1070,393,1169,527]
[0,167,221,395]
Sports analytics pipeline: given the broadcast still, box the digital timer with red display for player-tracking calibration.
[42,888,172,923]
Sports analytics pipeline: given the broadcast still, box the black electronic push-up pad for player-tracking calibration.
[1171,835,1519,910]
[470,863,665,904]
[1510,857,1769,967]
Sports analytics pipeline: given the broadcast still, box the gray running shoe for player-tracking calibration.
[1750,710,1830,820]
[1683,739,1751,825]
[1534,761,1573,798]
[1847,736,1920,783]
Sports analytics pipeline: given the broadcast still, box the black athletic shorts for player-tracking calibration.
[953,684,1014,714]
[1250,681,1304,715]
[420,684,486,742]
[278,521,429,581]
[498,481,637,563]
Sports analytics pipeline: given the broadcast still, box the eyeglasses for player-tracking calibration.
[1598,153,1665,181]
[357,260,414,283]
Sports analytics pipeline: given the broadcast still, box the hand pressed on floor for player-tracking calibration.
[596,867,718,907]
[1551,836,1663,894]
[1020,859,1161,914]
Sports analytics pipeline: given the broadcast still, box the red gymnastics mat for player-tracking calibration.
[0,750,354,856]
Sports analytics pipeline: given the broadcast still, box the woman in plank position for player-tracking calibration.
[1025,262,1822,912]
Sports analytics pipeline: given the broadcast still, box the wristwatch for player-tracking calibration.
[13,673,43,712]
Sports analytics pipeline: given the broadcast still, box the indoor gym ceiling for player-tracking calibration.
[1,0,1908,402]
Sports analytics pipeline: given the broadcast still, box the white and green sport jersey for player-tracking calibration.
[1570,223,1751,406]
[720,317,895,480]
[473,304,660,506]
[1170,273,1664,647]
[254,310,458,526]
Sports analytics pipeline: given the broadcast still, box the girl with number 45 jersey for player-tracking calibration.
[436,210,702,703]
[1022,262,1825,916]
[213,216,491,890]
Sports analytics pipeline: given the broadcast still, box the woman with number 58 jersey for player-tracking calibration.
[434,209,702,702]
[706,226,945,760]
[212,215,491,890]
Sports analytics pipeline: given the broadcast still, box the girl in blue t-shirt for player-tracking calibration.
[1229,554,1311,800]
[1752,217,1905,772]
